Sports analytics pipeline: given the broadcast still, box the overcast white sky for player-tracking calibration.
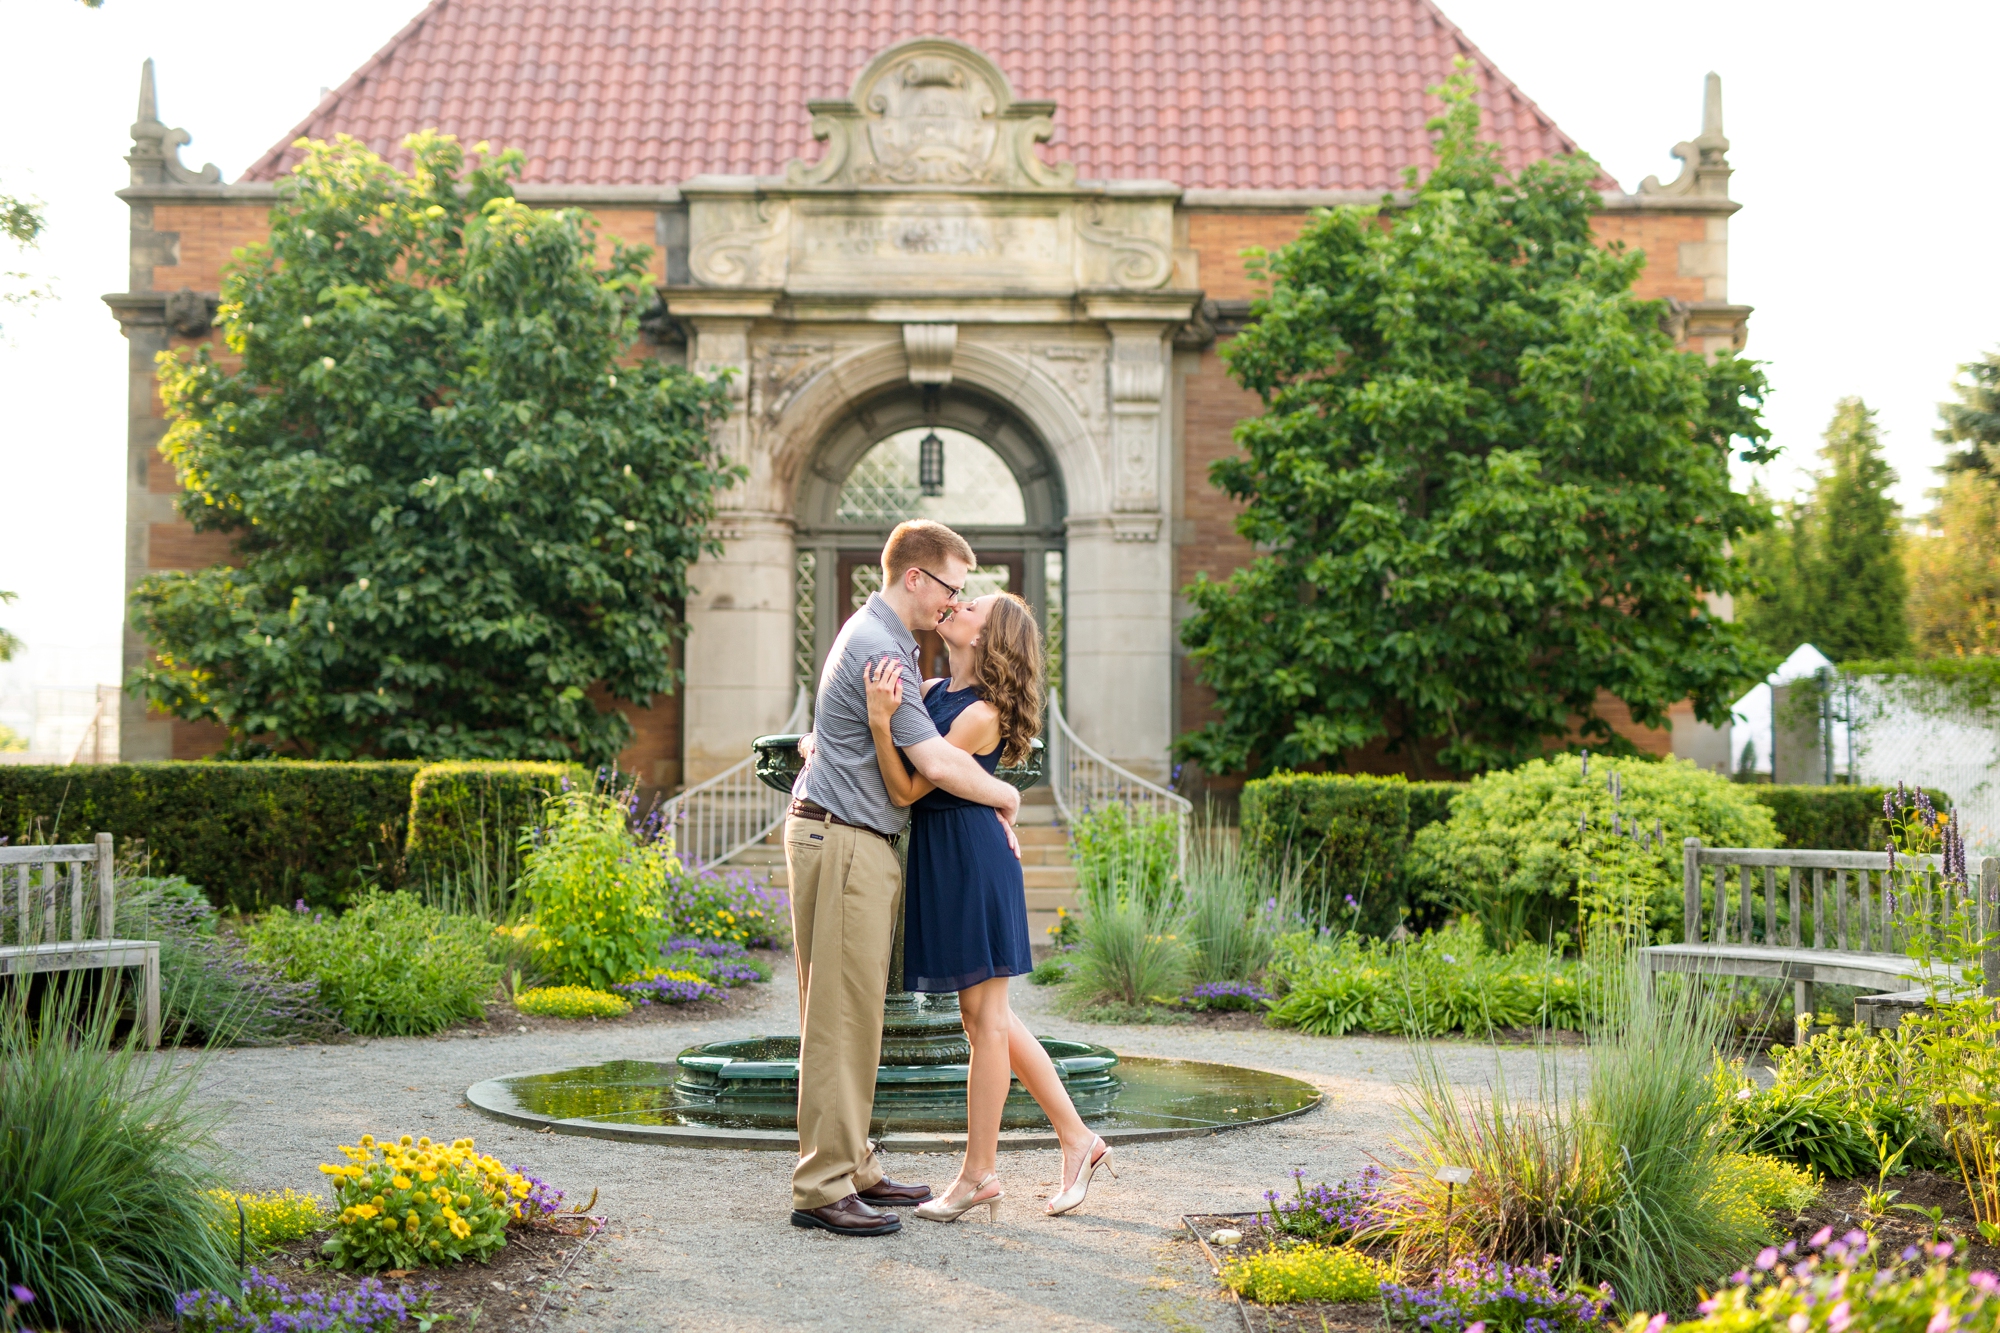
[1,0,1995,720]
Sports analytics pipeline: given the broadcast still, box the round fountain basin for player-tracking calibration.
[467,1039,1321,1151]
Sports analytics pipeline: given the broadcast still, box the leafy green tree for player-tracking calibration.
[1739,397,1909,662]
[131,133,737,763]
[1176,69,1774,778]
[0,589,19,662]
[1,184,50,327]
[1937,349,2000,476]
[1908,469,2000,657]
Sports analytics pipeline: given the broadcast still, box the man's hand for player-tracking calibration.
[797,731,816,763]
[996,808,1020,860]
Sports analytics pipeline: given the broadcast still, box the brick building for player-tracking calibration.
[108,0,1746,789]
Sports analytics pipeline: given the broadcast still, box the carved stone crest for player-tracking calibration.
[786,38,1075,190]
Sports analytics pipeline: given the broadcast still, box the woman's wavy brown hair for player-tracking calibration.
[970,592,1043,768]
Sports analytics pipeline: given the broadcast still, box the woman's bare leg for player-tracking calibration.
[956,976,1015,1185]
[1003,1010,1102,1194]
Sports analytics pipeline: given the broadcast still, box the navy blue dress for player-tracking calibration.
[902,681,1035,994]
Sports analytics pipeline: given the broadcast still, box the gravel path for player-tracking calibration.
[196,959,1588,1332]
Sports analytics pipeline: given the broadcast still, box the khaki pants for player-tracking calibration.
[785,814,899,1210]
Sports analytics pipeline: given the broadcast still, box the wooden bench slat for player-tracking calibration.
[0,844,104,864]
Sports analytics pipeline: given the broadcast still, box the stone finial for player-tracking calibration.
[128,58,222,188]
[1638,72,1731,199]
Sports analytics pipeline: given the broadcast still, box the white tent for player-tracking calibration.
[1728,643,1844,777]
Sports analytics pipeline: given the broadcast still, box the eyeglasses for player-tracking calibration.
[914,567,965,601]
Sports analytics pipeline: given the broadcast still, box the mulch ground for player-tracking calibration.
[1786,1169,2000,1268]
[143,1220,601,1332]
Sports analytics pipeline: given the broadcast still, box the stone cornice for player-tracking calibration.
[1177,186,1739,215]
[680,172,1182,203]
[116,182,689,206]
[102,288,218,338]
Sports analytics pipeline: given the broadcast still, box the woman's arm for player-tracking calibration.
[864,659,933,808]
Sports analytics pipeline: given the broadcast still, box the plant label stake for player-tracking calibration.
[1435,1165,1473,1270]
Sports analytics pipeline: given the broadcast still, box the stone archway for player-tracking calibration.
[792,382,1068,691]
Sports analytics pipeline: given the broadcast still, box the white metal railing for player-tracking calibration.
[1046,696,1192,870]
[661,687,811,868]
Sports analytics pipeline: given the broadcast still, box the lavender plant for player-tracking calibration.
[1257,1166,1384,1244]
[1180,980,1273,1011]
[120,878,343,1046]
[1382,1255,1615,1331]
[176,1268,440,1332]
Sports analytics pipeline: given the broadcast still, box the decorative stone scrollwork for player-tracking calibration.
[1034,344,1106,427]
[689,199,790,286]
[1639,73,1732,200]
[1078,203,1173,290]
[127,59,221,188]
[784,38,1076,190]
[754,342,835,424]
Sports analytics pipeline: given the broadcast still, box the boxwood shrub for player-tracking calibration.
[1237,769,1951,939]
[0,759,583,913]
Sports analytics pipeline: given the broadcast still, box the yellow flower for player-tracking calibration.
[392,1175,412,1190]
[399,1135,414,1146]
[352,1204,379,1220]
[359,1135,376,1148]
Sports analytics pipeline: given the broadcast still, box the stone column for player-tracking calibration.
[675,301,798,784]
[1062,312,1177,781]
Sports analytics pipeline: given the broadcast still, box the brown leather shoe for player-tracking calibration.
[858,1176,933,1206]
[790,1193,903,1236]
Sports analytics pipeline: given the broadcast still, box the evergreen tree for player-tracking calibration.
[1937,349,2000,476]
[1740,397,1909,662]
[1907,469,2000,656]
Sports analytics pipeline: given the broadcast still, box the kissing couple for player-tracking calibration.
[783,518,1114,1237]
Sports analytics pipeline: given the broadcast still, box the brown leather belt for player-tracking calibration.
[789,799,897,842]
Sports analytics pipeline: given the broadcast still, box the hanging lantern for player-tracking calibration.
[918,429,945,497]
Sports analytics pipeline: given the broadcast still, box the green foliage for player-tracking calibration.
[1718,1025,1949,1178]
[1221,1244,1388,1304]
[119,875,344,1046]
[130,132,738,764]
[1936,347,2000,477]
[1176,67,1773,779]
[0,761,419,912]
[1382,956,1768,1317]
[320,1134,517,1271]
[1068,860,1193,1013]
[1907,467,2000,656]
[1067,804,1178,910]
[513,985,630,1019]
[1409,753,1778,947]
[207,1190,334,1255]
[1740,398,1910,662]
[514,789,670,988]
[1747,784,1948,852]
[1238,772,1460,932]
[1263,920,1583,1036]
[405,759,581,916]
[0,590,18,664]
[243,890,498,1036]
[0,983,236,1328]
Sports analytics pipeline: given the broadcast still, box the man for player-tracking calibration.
[785,519,1024,1237]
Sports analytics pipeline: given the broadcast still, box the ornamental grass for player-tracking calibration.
[0,980,237,1327]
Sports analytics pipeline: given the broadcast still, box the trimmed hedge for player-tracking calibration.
[1238,772,1953,935]
[1238,773,1460,935]
[405,760,583,886]
[1751,785,1949,852]
[0,759,583,914]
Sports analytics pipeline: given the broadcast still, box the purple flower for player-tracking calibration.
[9,1285,32,1304]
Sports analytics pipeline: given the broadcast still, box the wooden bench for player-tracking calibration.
[0,834,161,1047]
[1641,839,2000,1032]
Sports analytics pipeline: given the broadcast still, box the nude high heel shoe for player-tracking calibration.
[1046,1136,1115,1216]
[914,1173,1003,1223]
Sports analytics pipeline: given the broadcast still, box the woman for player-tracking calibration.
[861,591,1114,1223]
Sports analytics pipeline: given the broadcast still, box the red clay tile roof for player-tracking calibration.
[241,0,1590,191]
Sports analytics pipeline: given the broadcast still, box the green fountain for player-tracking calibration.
[466,735,1320,1149]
